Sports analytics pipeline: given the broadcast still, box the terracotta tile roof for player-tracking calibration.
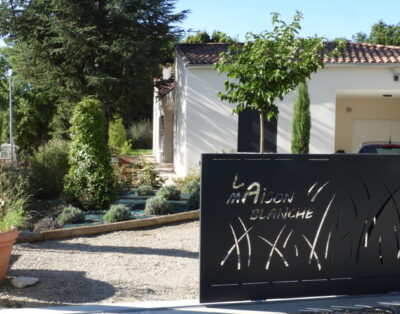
[155,77,175,97]
[177,42,400,65]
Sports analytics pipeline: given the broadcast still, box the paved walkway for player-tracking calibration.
[4,293,400,313]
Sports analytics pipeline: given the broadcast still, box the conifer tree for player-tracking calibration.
[0,0,187,136]
[291,81,311,154]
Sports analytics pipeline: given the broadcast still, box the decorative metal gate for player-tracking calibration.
[200,154,400,303]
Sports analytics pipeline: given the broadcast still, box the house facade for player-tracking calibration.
[153,43,400,177]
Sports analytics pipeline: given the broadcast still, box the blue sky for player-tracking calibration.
[174,0,400,41]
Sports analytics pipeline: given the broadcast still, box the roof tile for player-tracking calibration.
[155,77,175,97]
[177,42,400,65]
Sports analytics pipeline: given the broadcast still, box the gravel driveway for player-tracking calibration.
[0,221,199,309]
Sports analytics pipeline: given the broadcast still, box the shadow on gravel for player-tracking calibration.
[8,254,21,268]
[19,242,199,259]
[0,269,116,304]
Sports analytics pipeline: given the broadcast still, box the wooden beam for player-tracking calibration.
[16,210,199,243]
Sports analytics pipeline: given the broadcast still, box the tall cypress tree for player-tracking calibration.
[291,81,311,154]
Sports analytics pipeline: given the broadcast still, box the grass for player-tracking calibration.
[129,149,152,156]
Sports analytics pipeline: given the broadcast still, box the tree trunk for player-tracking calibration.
[259,111,264,153]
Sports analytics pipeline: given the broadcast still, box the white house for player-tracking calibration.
[153,42,400,177]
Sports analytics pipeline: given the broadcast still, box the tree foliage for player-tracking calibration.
[64,98,116,211]
[0,50,56,154]
[29,138,70,198]
[291,81,311,154]
[0,0,187,132]
[183,30,236,43]
[353,21,400,46]
[108,116,129,155]
[214,12,342,152]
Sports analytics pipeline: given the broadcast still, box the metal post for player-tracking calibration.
[9,76,13,169]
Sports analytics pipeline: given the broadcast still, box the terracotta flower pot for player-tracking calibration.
[0,228,18,283]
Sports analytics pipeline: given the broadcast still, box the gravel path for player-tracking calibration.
[0,221,199,309]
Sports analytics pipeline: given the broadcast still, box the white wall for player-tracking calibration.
[277,65,400,153]
[185,67,238,173]
[173,54,188,176]
[173,63,400,176]
[152,93,161,160]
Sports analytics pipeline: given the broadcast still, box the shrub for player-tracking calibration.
[138,163,165,188]
[103,204,132,222]
[132,161,144,170]
[109,116,132,155]
[128,119,152,149]
[188,191,200,209]
[156,185,180,200]
[33,217,61,232]
[144,196,174,215]
[0,169,28,231]
[174,166,200,191]
[112,162,134,192]
[58,206,85,225]
[182,180,200,194]
[64,98,116,211]
[119,140,132,156]
[137,185,154,196]
[29,139,70,198]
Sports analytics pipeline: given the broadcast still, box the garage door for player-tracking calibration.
[352,120,400,152]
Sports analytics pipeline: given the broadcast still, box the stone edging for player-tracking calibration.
[16,210,200,243]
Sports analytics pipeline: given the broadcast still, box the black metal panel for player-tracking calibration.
[237,108,277,153]
[200,154,400,303]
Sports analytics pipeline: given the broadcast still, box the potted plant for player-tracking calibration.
[0,169,28,282]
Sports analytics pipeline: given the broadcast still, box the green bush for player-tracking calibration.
[128,119,152,149]
[112,162,134,193]
[174,166,200,191]
[109,116,132,155]
[64,98,116,211]
[138,163,165,188]
[144,196,174,215]
[137,185,154,196]
[188,191,200,209]
[33,217,61,232]
[0,169,28,231]
[156,185,180,200]
[29,139,70,198]
[119,140,132,156]
[103,204,132,222]
[182,180,200,194]
[57,206,85,225]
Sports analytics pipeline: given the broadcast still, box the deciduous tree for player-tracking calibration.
[215,12,343,152]
[353,21,400,46]
[183,30,235,43]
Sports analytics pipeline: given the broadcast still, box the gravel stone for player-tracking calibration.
[11,277,39,289]
[0,221,199,308]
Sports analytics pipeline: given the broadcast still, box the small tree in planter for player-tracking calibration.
[291,81,311,154]
[64,98,116,211]
[214,11,344,153]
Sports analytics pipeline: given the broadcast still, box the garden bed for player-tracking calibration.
[18,187,199,243]
[17,210,199,243]
[62,188,193,229]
